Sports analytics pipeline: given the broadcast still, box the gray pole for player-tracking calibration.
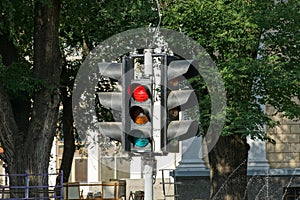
[143,49,155,200]
[143,155,155,200]
[144,49,153,77]
[114,151,118,179]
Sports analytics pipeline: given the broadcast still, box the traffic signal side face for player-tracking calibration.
[97,62,123,142]
[162,57,199,153]
[127,79,153,153]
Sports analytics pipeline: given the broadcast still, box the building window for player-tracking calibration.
[75,159,88,182]
[101,156,130,181]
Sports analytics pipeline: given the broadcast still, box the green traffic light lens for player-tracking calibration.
[130,130,150,148]
[133,137,149,147]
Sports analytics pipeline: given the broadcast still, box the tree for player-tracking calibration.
[0,0,61,197]
[56,0,158,184]
[1,0,159,192]
[162,0,299,199]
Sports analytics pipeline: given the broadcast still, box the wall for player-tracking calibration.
[176,175,300,200]
[266,104,300,168]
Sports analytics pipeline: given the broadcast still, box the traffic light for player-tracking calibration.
[97,62,123,142]
[97,52,199,154]
[126,79,153,153]
[161,56,199,153]
[97,53,154,154]
[123,50,154,153]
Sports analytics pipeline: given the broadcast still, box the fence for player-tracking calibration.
[0,171,63,199]
[63,180,126,200]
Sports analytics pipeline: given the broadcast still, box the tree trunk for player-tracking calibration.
[28,0,61,182]
[17,0,61,197]
[58,84,76,183]
[0,27,30,198]
[1,0,61,198]
[209,135,249,200]
[0,35,18,66]
[56,36,91,185]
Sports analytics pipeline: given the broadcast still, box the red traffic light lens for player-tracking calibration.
[132,85,149,102]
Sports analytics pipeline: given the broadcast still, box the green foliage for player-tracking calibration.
[13,0,34,59]
[162,0,299,140]
[0,0,15,36]
[2,0,298,144]
[0,61,44,98]
[257,0,300,119]
[60,0,158,49]
[0,0,34,61]
[58,0,159,142]
[35,0,51,5]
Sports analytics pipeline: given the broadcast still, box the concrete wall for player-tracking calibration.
[266,104,300,168]
[176,176,210,200]
[175,175,300,200]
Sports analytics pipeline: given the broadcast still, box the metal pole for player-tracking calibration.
[144,49,154,200]
[143,155,155,200]
[25,170,29,199]
[144,49,153,77]
[114,150,118,179]
[60,170,63,200]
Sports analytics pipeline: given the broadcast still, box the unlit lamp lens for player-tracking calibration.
[129,106,149,125]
